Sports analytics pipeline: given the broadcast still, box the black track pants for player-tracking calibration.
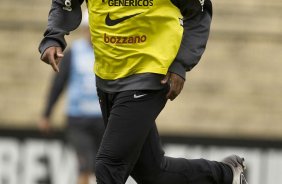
[96,87,232,184]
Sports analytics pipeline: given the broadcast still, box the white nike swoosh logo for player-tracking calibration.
[133,94,147,99]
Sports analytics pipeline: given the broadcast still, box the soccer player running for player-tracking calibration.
[39,0,248,183]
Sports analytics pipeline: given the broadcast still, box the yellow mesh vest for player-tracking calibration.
[87,0,183,80]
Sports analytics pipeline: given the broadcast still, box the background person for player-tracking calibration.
[38,10,104,184]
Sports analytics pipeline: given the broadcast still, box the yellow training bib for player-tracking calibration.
[87,0,183,80]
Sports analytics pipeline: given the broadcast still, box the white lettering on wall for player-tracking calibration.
[1,138,282,184]
[0,138,78,184]
[0,139,19,184]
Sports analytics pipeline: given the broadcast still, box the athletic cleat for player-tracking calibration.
[222,155,249,184]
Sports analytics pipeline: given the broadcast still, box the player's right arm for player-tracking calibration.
[38,0,84,72]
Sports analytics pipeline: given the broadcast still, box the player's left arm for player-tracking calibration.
[169,0,213,79]
[163,0,213,100]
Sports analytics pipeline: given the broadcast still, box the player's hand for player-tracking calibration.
[161,72,184,101]
[37,117,52,135]
[41,47,64,72]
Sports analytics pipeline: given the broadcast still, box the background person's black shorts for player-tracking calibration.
[66,116,105,173]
